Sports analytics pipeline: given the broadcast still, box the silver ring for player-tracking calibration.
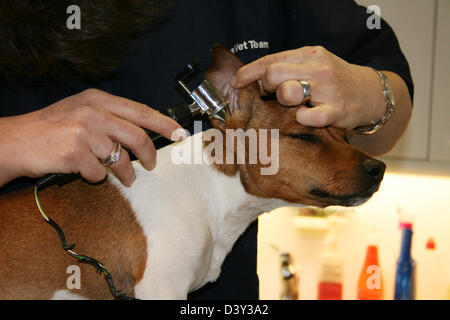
[299,80,312,105]
[101,141,122,166]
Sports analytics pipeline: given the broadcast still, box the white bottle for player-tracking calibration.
[317,217,344,300]
[418,237,443,299]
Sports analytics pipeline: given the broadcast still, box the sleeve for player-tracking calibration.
[281,0,414,101]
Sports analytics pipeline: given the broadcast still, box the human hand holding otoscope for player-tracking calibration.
[32,59,229,190]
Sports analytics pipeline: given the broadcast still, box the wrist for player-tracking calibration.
[354,67,396,135]
[0,115,32,187]
[357,66,388,127]
[351,65,386,129]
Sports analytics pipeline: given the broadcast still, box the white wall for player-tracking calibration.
[355,0,436,160]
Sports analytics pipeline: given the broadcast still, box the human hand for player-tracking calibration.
[0,89,181,187]
[230,46,386,130]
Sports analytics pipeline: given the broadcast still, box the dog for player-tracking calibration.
[0,44,385,299]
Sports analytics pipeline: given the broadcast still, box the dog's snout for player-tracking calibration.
[362,159,386,183]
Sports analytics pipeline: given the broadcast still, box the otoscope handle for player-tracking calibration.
[36,173,81,189]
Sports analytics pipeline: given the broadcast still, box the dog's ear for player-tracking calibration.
[206,43,242,96]
[206,44,261,130]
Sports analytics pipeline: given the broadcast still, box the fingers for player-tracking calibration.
[81,131,140,187]
[296,104,338,127]
[262,63,313,93]
[80,89,182,141]
[234,61,316,100]
[276,80,306,106]
[74,88,184,179]
[75,149,108,185]
[107,148,135,187]
[231,47,317,88]
[78,146,135,187]
[26,89,180,188]
[86,133,135,187]
[229,46,355,129]
[90,113,157,171]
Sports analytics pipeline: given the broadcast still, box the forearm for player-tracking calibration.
[347,71,413,156]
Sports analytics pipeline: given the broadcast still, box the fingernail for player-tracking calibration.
[171,128,187,142]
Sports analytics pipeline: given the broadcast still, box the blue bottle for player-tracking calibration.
[394,223,416,300]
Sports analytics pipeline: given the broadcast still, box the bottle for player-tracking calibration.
[394,221,416,300]
[272,245,299,300]
[357,227,383,300]
[317,217,344,300]
[419,237,442,299]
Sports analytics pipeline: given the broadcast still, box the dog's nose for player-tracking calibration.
[362,159,386,183]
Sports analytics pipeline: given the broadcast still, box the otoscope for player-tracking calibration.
[37,59,229,190]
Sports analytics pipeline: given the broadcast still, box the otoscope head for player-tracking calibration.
[176,60,229,122]
[190,80,228,121]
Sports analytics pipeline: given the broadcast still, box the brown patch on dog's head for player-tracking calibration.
[205,44,385,208]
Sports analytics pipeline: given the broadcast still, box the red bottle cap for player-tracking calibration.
[426,237,436,250]
[399,222,413,230]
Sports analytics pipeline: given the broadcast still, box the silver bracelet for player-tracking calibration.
[353,68,396,135]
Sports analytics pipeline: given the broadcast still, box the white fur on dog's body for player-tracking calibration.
[105,132,297,299]
[51,290,88,300]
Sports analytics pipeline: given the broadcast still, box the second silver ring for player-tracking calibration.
[299,80,312,105]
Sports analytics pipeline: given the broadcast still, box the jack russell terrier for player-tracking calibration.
[0,44,385,299]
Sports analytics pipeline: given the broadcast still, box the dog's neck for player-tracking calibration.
[110,132,294,285]
[113,132,291,229]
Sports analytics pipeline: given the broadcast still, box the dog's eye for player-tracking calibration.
[290,133,319,143]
